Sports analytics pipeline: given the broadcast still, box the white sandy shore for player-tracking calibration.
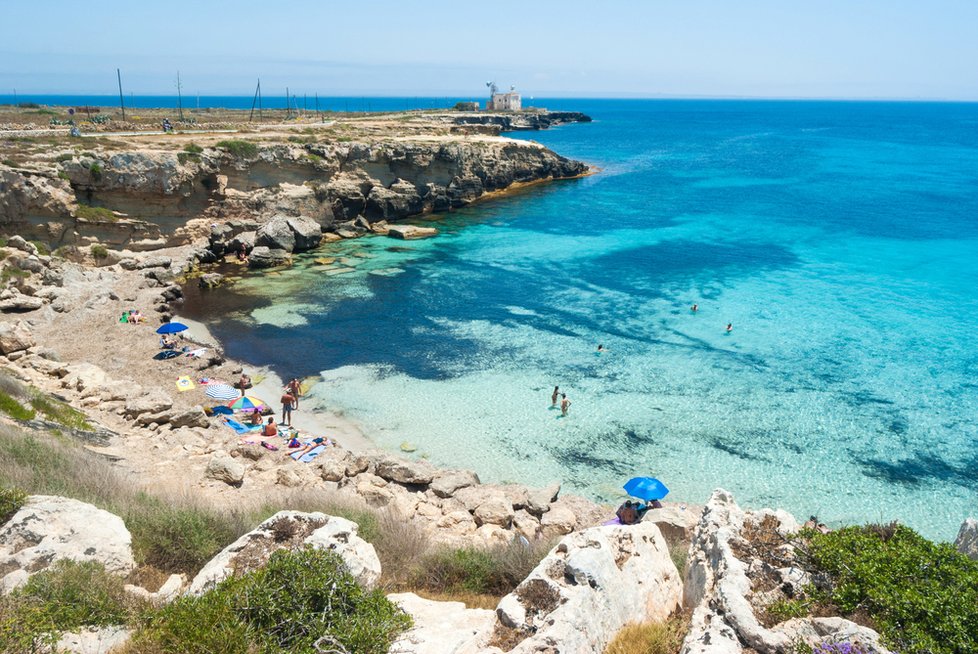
[174,314,376,452]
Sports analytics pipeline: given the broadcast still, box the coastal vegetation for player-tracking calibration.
[75,203,117,222]
[215,139,258,158]
[603,614,689,654]
[798,524,978,654]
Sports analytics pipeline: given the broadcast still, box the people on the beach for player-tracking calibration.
[238,373,252,395]
[248,408,262,426]
[551,385,560,407]
[281,390,296,426]
[236,242,248,262]
[131,309,145,323]
[616,500,641,525]
[286,378,301,409]
[803,515,831,534]
[290,436,334,458]
[726,323,733,333]
[262,416,277,437]
[159,335,176,349]
[560,393,571,416]
[691,303,698,312]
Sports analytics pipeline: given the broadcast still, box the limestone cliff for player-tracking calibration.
[0,135,588,251]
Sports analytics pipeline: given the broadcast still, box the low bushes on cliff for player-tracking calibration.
[802,523,978,654]
[215,139,258,159]
[124,548,410,654]
[0,559,146,654]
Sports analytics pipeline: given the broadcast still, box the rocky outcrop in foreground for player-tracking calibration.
[680,490,891,654]
[956,517,978,560]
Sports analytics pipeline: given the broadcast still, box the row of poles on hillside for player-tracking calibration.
[112,70,382,122]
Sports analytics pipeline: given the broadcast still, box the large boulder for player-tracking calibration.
[286,215,323,251]
[387,224,438,240]
[495,521,682,653]
[0,320,35,354]
[0,496,135,593]
[205,453,245,487]
[0,294,44,312]
[255,216,295,252]
[122,391,173,419]
[374,455,438,485]
[248,246,292,269]
[187,511,380,594]
[429,469,480,498]
[387,592,497,654]
[955,518,978,560]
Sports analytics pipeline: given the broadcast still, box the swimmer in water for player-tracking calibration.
[691,303,698,312]
[596,344,605,354]
[560,393,571,416]
[551,385,560,407]
[726,323,733,333]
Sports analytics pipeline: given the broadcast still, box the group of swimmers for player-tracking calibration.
[690,303,733,332]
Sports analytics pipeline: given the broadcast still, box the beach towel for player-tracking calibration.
[175,376,195,392]
[185,348,208,358]
[223,418,260,435]
[291,445,325,463]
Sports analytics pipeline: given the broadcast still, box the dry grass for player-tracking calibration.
[603,613,690,654]
[413,589,500,611]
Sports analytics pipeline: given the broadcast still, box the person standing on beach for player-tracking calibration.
[560,393,571,417]
[281,390,296,426]
[551,386,560,407]
[287,378,302,409]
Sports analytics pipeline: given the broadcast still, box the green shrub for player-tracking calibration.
[89,162,102,181]
[29,394,92,431]
[765,598,809,622]
[0,560,143,654]
[804,524,978,654]
[414,540,551,597]
[57,170,69,180]
[183,143,204,154]
[126,494,241,573]
[0,391,35,421]
[0,266,30,283]
[127,548,411,654]
[28,240,50,255]
[0,485,26,524]
[55,153,74,162]
[215,140,258,158]
[0,238,7,248]
[90,244,109,260]
[75,204,116,222]
[1,159,17,168]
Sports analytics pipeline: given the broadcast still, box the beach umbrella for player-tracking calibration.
[623,476,669,501]
[227,396,266,412]
[205,383,239,401]
[156,322,189,335]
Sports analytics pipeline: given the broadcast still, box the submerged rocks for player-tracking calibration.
[247,246,292,268]
[387,224,438,240]
[0,496,135,593]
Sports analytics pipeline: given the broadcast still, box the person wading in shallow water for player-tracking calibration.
[560,393,571,417]
[551,385,560,407]
[726,322,733,333]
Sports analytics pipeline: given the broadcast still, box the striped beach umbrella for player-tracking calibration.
[205,383,239,401]
[227,396,266,412]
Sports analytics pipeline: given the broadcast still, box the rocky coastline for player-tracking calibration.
[2,108,977,653]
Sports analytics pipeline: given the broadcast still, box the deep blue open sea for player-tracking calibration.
[179,99,978,541]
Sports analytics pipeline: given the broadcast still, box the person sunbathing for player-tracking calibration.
[262,416,278,437]
[248,408,263,426]
[289,436,333,458]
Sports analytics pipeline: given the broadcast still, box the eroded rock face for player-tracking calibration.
[496,521,682,654]
[0,496,135,594]
[186,511,380,594]
[205,453,245,487]
[680,490,889,654]
[955,517,978,560]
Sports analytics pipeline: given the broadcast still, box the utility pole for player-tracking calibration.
[117,68,126,121]
[250,78,261,122]
[176,71,184,121]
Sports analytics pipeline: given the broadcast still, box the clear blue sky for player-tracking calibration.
[2,0,977,99]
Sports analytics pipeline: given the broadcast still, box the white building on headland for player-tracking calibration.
[486,82,521,111]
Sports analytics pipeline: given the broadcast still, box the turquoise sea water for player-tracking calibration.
[181,100,978,541]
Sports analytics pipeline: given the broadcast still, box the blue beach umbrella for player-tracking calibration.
[156,322,189,335]
[623,477,669,502]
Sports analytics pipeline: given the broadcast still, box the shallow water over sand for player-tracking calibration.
[182,100,978,540]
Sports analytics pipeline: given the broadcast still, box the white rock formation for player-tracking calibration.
[0,496,135,593]
[55,626,132,654]
[680,489,889,654]
[954,517,978,560]
[187,511,380,594]
[496,520,682,654]
[388,592,497,654]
